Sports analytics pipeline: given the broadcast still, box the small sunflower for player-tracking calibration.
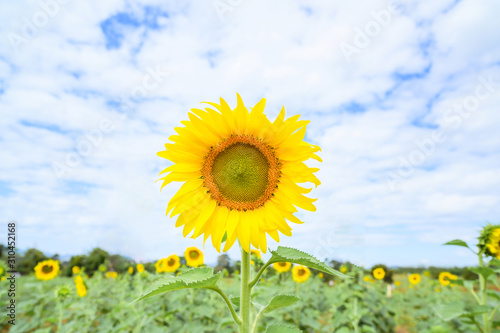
[423,270,430,277]
[72,266,80,275]
[340,265,347,274]
[106,271,118,279]
[251,260,255,266]
[409,273,421,285]
[273,261,292,273]
[76,283,87,297]
[373,268,385,280]
[1,277,5,282]
[438,272,458,286]
[395,281,401,287]
[128,266,134,274]
[157,95,321,253]
[34,260,60,281]
[185,247,204,267]
[156,255,181,273]
[250,250,261,259]
[318,272,324,279]
[136,264,145,273]
[363,276,372,283]
[292,265,311,283]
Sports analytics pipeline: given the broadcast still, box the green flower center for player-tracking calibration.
[189,251,200,259]
[211,143,269,203]
[168,258,176,266]
[42,265,54,274]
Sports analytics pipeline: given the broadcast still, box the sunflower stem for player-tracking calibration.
[478,252,490,333]
[240,247,251,333]
[248,261,272,288]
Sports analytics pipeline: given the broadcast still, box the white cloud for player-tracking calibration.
[0,0,499,267]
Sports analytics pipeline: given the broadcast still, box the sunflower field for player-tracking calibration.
[1,243,498,333]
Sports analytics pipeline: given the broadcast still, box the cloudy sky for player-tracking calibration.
[1,0,499,267]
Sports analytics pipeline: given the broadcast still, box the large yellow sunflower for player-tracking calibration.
[292,265,311,283]
[34,259,60,281]
[156,255,181,273]
[157,95,321,253]
[273,261,292,273]
[185,247,204,267]
[438,272,457,286]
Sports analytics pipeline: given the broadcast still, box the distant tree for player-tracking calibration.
[85,248,109,276]
[108,254,134,273]
[17,248,48,275]
[215,254,232,273]
[62,255,87,276]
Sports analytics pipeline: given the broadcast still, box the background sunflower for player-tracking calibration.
[185,247,204,267]
[34,260,60,281]
[292,265,311,283]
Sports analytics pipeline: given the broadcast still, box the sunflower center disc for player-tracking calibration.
[211,143,269,202]
[42,265,53,273]
[298,269,305,276]
[189,251,199,259]
[168,259,176,266]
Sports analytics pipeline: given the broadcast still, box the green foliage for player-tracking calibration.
[266,324,302,332]
[263,295,300,313]
[269,246,349,278]
[133,267,222,303]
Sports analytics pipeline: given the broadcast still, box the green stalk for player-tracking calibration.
[57,301,63,333]
[479,253,490,333]
[240,247,251,333]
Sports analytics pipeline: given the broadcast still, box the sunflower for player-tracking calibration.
[136,264,145,273]
[485,227,500,258]
[185,247,204,267]
[423,270,430,277]
[409,273,421,285]
[363,276,372,283]
[340,265,347,274]
[74,277,87,298]
[156,255,181,273]
[273,261,292,273]
[250,249,261,259]
[157,95,321,253]
[373,268,385,280]
[438,272,458,286]
[292,265,311,283]
[106,271,118,279]
[395,281,401,287]
[128,266,134,274]
[72,266,80,275]
[34,260,60,281]
[318,272,324,279]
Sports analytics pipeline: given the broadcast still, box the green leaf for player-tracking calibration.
[469,266,495,280]
[221,232,227,243]
[435,303,465,321]
[266,324,302,333]
[489,258,500,267]
[131,267,221,303]
[269,246,350,278]
[263,295,300,313]
[466,305,491,316]
[488,290,500,301]
[443,239,470,248]
[230,296,240,306]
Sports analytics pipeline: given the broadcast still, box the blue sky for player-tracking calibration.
[1,0,499,267]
